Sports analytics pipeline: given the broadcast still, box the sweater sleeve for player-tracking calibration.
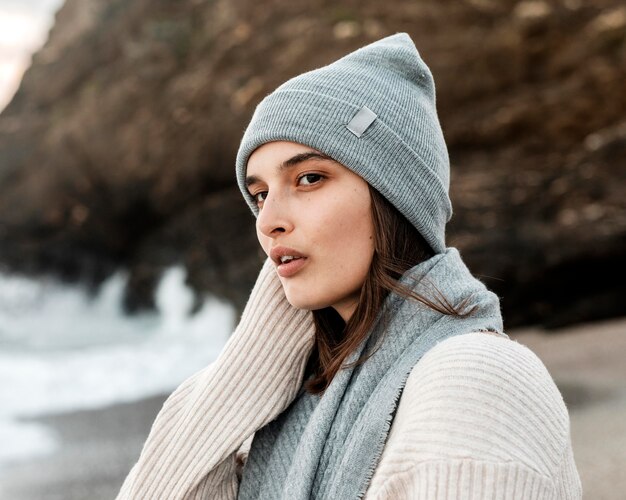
[366,332,583,500]
[115,257,316,500]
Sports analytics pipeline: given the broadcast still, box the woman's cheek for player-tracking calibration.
[256,230,271,257]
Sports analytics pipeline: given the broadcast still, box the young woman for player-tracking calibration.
[117,33,582,499]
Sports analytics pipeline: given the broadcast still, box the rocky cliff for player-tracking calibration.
[0,0,624,326]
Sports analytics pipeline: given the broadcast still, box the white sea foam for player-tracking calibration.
[0,266,235,468]
[0,420,57,464]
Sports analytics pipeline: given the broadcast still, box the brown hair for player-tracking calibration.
[302,185,477,395]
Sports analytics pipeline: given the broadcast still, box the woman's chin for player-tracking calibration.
[284,293,325,311]
[285,299,315,311]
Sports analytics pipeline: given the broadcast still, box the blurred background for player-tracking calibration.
[0,0,624,498]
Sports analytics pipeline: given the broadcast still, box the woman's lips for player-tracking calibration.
[277,257,307,278]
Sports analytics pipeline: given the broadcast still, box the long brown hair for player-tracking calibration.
[302,185,477,395]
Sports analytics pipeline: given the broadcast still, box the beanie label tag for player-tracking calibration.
[346,106,377,137]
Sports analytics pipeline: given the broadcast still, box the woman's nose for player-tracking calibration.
[256,191,294,237]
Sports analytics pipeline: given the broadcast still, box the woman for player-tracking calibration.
[117,33,582,499]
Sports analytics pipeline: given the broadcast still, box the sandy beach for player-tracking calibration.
[0,395,168,500]
[1,317,625,500]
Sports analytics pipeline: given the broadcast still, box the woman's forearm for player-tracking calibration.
[116,258,315,500]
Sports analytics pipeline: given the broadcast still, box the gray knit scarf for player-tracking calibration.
[238,247,505,499]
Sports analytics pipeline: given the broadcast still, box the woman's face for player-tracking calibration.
[246,141,375,322]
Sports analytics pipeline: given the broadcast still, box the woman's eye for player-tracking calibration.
[298,173,324,186]
[253,191,267,205]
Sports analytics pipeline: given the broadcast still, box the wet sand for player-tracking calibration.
[1,317,625,500]
[0,395,168,500]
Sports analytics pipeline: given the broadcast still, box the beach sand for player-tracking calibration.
[0,395,167,500]
[1,317,625,500]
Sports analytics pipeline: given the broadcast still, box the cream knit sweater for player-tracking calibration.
[116,259,582,500]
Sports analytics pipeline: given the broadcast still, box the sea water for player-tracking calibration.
[0,266,235,469]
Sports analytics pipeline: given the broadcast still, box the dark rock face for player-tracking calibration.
[0,0,624,325]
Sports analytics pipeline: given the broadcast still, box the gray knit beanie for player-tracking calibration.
[235,32,452,254]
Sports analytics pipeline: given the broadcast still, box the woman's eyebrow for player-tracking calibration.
[245,151,334,188]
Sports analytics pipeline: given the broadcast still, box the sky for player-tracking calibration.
[0,0,65,112]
